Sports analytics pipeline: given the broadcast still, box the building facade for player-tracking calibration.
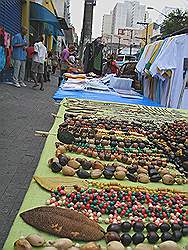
[0,0,23,35]
[111,3,127,35]
[111,0,147,35]
[118,27,143,48]
[125,1,146,28]
[30,0,72,50]
[140,22,161,47]
[102,13,112,36]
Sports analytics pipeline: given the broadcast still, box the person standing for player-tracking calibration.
[12,26,28,87]
[31,36,47,91]
[25,41,34,81]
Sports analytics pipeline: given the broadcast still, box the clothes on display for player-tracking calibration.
[136,34,188,109]
[83,39,104,75]
[0,46,6,72]
[0,27,12,80]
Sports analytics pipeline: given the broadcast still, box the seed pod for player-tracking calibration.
[68,160,81,169]
[14,239,32,250]
[138,173,150,183]
[105,232,120,243]
[114,171,126,180]
[80,242,101,250]
[53,238,73,249]
[162,174,175,185]
[91,169,103,179]
[107,241,125,250]
[26,234,45,247]
[62,166,76,176]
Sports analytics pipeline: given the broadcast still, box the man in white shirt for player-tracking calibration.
[31,36,47,91]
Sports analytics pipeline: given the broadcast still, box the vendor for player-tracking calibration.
[58,45,75,87]
[102,55,119,76]
[60,45,75,72]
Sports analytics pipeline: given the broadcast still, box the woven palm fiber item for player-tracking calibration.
[33,176,87,192]
[20,206,105,241]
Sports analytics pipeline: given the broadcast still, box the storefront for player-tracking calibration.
[0,0,23,82]
[0,0,22,35]
[30,2,65,51]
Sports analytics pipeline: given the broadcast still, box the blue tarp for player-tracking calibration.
[53,88,161,107]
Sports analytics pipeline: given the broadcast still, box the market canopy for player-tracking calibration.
[30,2,64,35]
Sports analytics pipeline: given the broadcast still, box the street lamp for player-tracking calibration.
[137,22,149,45]
[147,7,168,18]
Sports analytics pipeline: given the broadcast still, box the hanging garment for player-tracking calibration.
[156,35,187,108]
[0,46,6,72]
[92,42,103,75]
[136,42,158,73]
[83,43,93,73]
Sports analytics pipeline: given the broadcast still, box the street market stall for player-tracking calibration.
[136,34,188,109]
[53,74,161,107]
[4,98,188,250]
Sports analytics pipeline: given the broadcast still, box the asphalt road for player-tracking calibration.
[0,76,59,248]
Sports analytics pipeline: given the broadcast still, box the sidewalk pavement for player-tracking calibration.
[0,76,59,248]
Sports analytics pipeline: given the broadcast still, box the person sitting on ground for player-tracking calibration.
[31,36,47,91]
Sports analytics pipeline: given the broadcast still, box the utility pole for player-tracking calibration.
[118,36,121,51]
[130,29,133,55]
[137,22,149,46]
[110,34,113,54]
[79,0,96,58]
[145,23,149,45]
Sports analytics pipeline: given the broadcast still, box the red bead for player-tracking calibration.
[101,209,105,214]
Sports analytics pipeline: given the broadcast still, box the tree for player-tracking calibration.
[160,9,188,36]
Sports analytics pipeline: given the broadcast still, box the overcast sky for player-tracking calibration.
[70,0,187,38]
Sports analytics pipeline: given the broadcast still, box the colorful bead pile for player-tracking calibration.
[46,186,188,226]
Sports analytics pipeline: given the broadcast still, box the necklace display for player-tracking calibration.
[49,149,186,185]
[46,185,188,225]
[57,113,188,181]
[63,99,187,123]
[46,185,188,245]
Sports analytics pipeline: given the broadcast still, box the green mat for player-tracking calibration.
[3,99,188,249]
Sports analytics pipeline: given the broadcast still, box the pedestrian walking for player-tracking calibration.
[31,36,47,91]
[12,26,28,87]
[44,51,52,82]
[25,41,34,81]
